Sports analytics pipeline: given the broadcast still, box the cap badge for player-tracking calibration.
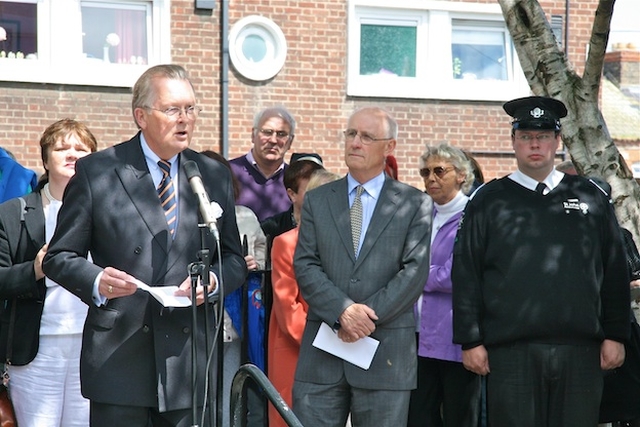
[530,107,544,118]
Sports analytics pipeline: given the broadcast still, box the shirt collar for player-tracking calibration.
[140,133,179,175]
[347,172,386,199]
[246,150,285,178]
[509,168,564,192]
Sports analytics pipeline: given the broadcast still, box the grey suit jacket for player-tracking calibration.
[293,176,432,390]
[43,134,247,411]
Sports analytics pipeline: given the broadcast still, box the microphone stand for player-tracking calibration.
[187,224,217,427]
[188,261,202,427]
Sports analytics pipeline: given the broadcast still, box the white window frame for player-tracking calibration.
[347,0,530,101]
[0,0,170,87]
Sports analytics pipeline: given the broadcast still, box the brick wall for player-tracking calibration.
[0,0,599,190]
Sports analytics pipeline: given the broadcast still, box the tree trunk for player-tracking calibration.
[498,0,640,243]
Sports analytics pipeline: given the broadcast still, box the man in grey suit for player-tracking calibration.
[292,106,432,426]
[43,64,247,426]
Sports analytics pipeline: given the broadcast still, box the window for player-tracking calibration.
[360,23,416,77]
[452,20,509,81]
[81,2,149,65]
[0,0,170,87]
[0,1,37,59]
[347,0,529,101]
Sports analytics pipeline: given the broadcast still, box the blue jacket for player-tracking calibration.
[0,148,38,203]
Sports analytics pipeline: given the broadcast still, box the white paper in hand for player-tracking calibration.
[129,279,191,308]
[312,322,379,370]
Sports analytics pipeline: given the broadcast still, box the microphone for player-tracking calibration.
[183,160,220,241]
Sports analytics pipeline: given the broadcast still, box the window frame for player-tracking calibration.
[0,0,170,87]
[347,0,530,101]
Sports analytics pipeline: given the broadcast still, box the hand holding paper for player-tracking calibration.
[128,278,191,308]
[312,322,379,370]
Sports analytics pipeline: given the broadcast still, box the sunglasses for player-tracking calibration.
[419,166,455,179]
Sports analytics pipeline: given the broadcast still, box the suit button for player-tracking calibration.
[134,246,142,254]
[183,327,190,334]
[142,325,150,333]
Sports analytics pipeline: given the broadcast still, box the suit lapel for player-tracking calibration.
[328,178,356,262]
[23,192,45,248]
[163,152,202,275]
[114,140,171,257]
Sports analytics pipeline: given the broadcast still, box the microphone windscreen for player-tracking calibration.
[183,160,201,180]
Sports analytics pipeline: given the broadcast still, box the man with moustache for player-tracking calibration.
[230,106,296,222]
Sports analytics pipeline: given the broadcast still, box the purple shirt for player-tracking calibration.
[229,154,291,222]
[416,210,464,362]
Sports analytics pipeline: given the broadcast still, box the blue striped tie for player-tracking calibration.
[157,160,177,237]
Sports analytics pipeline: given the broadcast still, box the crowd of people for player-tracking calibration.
[0,64,638,427]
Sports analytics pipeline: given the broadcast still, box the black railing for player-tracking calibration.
[230,363,303,427]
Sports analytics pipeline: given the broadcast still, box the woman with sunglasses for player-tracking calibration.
[407,143,481,427]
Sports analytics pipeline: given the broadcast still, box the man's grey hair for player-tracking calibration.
[350,106,398,140]
[252,106,297,137]
[131,64,195,128]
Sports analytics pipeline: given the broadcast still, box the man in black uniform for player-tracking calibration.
[452,96,630,427]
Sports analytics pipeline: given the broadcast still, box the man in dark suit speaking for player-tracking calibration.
[43,64,247,427]
[292,106,432,426]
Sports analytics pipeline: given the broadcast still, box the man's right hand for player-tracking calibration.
[462,345,490,376]
[337,303,378,342]
[100,267,137,298]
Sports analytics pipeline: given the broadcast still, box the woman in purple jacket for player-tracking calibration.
[407,143,481,427]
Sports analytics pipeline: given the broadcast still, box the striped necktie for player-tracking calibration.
[535,182,546,195]
[157,160,177,237]
[350,185,364,257]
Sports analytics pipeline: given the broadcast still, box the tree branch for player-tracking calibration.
[582,0,615,96]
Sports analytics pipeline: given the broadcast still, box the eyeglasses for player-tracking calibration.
[515,133,554,142]
[419,166,455,179]
[258,128,291,141]
[343,129,392,145]
[146,105,202,120]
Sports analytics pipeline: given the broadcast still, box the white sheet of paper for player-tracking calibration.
[312,322,380,370]
[130,279,191,308]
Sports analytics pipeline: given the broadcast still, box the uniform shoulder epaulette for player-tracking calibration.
[587,177,611,198]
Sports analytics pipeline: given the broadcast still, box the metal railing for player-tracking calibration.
[230,363,303,427]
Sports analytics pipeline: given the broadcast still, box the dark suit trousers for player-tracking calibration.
[486,342,602,427]
[407,355,481,427]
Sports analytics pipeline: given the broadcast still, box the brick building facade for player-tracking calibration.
[0,0,604,190]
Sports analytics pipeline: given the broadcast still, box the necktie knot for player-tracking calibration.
[158,160,171,176]
[535,182,546,195]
